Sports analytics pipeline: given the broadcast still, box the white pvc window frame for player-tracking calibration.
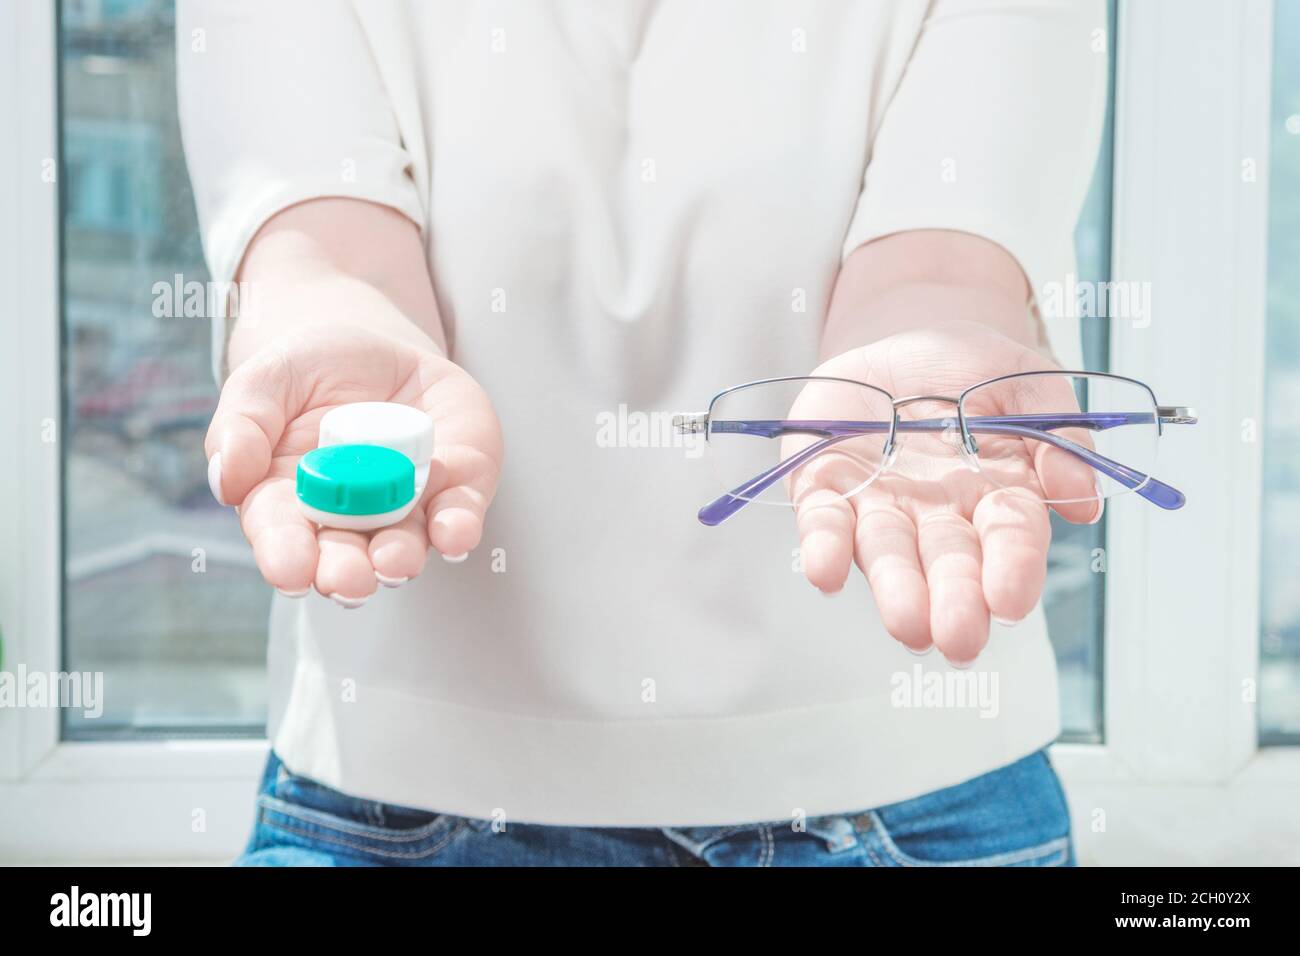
[1050,0,1299,865]
[0,1,265,863]
[0,0,1294,864]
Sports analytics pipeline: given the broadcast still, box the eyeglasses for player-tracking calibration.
[672,370,1197,526]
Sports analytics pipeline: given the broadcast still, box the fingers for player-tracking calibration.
[795,488,856,593]
[916,511,988,666]
[974,369,1103,524]
[242,473,430,601]
[426,494,484,559]
[238,472,319,594]
[315,528,378,606]
[367,458,444,584]
[972,490,1050,624]
[407,365,503,561]
[205,350,292,504]
[790,444,883,593]
[853,497,931,652]
[424,445,498,559]
[205,348,292,507]
[368,502,431,586]
[1033,435,1102,524]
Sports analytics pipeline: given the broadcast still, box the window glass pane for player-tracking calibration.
[60,0,268,739]
[1261,0,1300,742]
[1043,0,1115,744]
[55,0,1114,742]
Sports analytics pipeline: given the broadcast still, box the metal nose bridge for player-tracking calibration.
[891,394,960,408]
[884,394,976,459]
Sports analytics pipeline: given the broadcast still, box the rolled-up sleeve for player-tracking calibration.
[176,0,426,377]
[841,0,1108,367]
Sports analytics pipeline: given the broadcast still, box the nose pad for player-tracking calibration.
[938,415,982,472]
[879,439,901,474]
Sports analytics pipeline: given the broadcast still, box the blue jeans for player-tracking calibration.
[237,748,1075,866]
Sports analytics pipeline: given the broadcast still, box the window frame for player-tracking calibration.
[1051,0,1299,865]
[0,0,1295,863]
[0,0,265,863]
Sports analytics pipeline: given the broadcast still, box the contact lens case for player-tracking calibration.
[296,402,434,531]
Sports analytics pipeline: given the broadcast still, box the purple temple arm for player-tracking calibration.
[698,413,1184,526]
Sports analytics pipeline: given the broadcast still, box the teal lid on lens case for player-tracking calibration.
[297,444,415,516]
[295,403,435,531]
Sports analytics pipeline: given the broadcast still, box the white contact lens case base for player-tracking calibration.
[303,402,435,531]
[297,500,421,532]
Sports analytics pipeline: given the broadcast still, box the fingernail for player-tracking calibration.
[207,453,227,506]
[1088,494,1106,525]
[905,644,934,657]
[947,657,976,670]
[329,593,369,609]
[375,573,408,588]
[992,616,1022,627]
[441,552,469,564]
[276,587,309,599]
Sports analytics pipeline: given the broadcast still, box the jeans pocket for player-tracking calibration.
[254,764,468,865]
[865,750,1074,867]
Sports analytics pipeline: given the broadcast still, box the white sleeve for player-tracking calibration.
[841,0,1109,368]
[175,0,426,379]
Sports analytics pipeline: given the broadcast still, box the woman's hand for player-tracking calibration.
[206,323,503,605]
[794,320,1098,665]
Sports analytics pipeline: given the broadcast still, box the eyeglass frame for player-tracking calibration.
[672,369,1198,527]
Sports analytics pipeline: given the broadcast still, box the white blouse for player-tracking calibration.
[178,0,1105,825]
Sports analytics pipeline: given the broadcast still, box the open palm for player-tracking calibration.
[792,321,1099,665]
[205,325,503,605]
